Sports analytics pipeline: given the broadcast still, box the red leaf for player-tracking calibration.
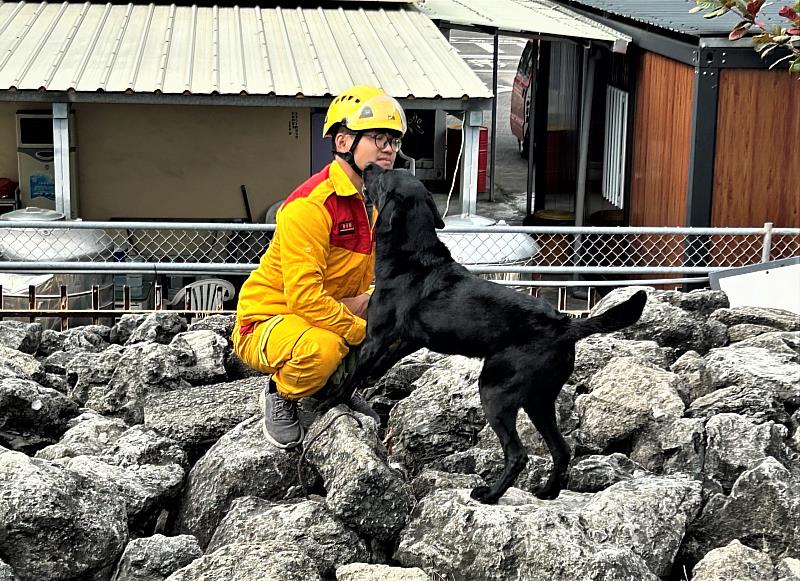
[747,0,766,16]
[779,5,799,19]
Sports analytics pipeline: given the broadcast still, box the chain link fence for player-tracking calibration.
[0,221,797,283]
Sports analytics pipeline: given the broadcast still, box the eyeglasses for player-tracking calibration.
[363,132,402,152]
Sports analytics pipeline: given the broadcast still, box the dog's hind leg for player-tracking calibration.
[471,364,529,504]
[523,399,570,500]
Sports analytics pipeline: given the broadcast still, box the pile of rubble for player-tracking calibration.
[1,287,799,580]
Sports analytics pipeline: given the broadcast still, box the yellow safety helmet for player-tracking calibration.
[323,85,407,137]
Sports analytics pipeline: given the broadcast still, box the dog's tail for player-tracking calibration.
[565,290,647,342]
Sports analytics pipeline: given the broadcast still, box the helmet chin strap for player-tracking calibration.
[334,131,364,177]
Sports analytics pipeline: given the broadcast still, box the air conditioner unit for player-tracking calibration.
[16,110,79,215]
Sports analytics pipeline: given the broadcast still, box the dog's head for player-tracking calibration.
[362,164,445,234]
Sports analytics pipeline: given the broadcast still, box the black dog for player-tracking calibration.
[343,164,646,504]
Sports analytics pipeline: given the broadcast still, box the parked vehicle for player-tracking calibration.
[510,40,535,158]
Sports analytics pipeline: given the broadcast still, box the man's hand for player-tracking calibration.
[340,292,370,319]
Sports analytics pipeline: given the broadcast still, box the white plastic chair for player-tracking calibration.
[168,278,235,311]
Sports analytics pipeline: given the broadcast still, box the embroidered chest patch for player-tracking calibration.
[338,220,356,236]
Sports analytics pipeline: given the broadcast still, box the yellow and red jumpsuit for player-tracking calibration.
[232,161,375,400]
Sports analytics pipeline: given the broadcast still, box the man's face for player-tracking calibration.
[339,130,401,171]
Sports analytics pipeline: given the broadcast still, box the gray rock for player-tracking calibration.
[703,346,800,405]
[100,424,188,469]
[592,288,728,355]
[0,345,45,382]
[127,312,187,345]
[111,534,202,581]
[0,449,128,581]
[710,306,800,332]
[67,344,126,403]
[409,469,485,500]
[71,343,188,424]
[630,417,706,477]
[394,488,658,581]
[688,384,791,424]
[186,314,234,339]
[0,377,79,450]
[794,411,800,452]
[144,376,264,457]
[574,357,685,451]
[208,496,370,577]
[110,314,148,345]
[169,330,228,385]
[43,350,81,375]
[173,416,316,548]
[580,476,703,577]
[63,455,184,525]
[42,372,68,394]
[728,323,780,342]
[691,539,775,581]
[336,563,428,581]
[572,335,670,386]
[164,541,320,581]
[305,406,413,541]
[61,324,112,352]
[41,423,187,529]
[38,328,66,356]
[35,412,129,461]
[568,453,642,492]
[735,330,800,361]
[683,457,800,564]
[0,559,18,581]
[704,413,789,491]
[0,321,42,354]
[670,350,717,404]
[777,558,800,580]
[388,356,486,475]
[657,288,730,317]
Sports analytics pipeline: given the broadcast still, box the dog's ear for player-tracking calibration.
[425,194,445,229]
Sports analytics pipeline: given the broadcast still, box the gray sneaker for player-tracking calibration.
[259,388,304,449]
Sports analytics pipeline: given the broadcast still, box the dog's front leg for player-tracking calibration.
[340,336,414,396]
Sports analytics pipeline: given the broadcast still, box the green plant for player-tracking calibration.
[691,0,800,75]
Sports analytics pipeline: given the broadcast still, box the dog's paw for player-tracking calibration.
[534,486,561,501]
[470,485,499,505]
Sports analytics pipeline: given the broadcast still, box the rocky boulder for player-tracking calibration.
[207,496,370,577]
[0,449,128,580]
[110,534,202,581]
[0,321,41,354]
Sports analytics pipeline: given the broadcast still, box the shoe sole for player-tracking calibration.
[258,387,305,450]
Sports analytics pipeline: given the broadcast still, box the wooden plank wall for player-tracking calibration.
[712,69,800,227]
[629,51,695,226]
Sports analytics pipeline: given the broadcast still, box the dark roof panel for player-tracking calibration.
[561,0,783,37]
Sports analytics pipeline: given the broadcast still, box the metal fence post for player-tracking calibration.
[761,222,773,263]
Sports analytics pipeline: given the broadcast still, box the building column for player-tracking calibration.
[52,103,75,218]
[686,65,719,227]
[460,110,482,215]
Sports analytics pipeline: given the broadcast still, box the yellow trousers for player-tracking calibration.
[232,315,350,400]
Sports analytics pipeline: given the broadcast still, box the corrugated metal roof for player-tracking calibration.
[416,0,631,52]
[559,0,783,37]
[0,1,491,99]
